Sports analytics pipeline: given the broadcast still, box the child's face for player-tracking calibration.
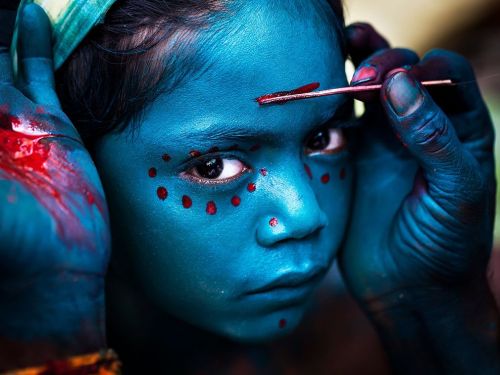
[94,0,352,342]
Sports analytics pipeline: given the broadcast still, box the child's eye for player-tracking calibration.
[183,156,250,185]
[305,128,346,156]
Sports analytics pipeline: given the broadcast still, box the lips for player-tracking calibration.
[246,266,327,296]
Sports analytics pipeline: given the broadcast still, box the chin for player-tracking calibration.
[212,305,308,344]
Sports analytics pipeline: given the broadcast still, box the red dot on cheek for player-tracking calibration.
[279,319,287,329]
[162,154,171,162]
[206,201,217,215]
[304,164,313,180]
[269,217,278,227]
[157,187,168,200]
[231,196,241,207]
[148,167,157,178]
[182,195,192,208]
[340,167,346,180]
[321,173,330,184]
[247,183,256,193]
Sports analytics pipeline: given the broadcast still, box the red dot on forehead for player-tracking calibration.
[269,217,278,227]
[148,167,157,178]
[279,319,287,329]
[157,186,168,200]
[206,201,217,215]
[321,173,330,184]
[182,195,192,209]
[231,196,241,207]
[247,183,256,193]
[162,154,171,162]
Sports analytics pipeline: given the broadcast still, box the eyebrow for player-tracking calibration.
[183,96,352,145]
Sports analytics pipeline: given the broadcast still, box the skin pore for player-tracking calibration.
[91,0,353,358]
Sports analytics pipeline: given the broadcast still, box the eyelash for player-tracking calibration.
[179,119,357,186]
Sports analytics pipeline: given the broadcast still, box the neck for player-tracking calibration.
[105,269,273,374]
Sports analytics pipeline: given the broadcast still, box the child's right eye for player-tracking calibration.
[182,156,250,185]
[304,128,346,156]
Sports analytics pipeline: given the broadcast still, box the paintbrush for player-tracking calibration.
[256,79,454,105]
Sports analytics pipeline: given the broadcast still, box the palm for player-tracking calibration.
[339,24,495,310]
[0,6,110,280]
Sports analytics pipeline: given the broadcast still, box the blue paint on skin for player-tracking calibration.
[93,0,353,343]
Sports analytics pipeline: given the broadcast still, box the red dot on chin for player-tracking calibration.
[247,183,256,193]
[148,167,157,178]
[321,173,330,184]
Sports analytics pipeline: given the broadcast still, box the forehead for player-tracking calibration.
[140,0,347,143]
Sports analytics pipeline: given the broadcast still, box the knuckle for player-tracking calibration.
[412,111,451,151]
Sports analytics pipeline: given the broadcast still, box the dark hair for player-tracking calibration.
[55,0,345,146]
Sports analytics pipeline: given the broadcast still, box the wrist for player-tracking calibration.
[0,271,106,370]
[364,276,500,374]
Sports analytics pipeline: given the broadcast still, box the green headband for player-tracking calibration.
[11,0,118,71]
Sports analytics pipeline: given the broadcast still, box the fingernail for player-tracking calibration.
[386,72,424,116]
[351,65,378,85]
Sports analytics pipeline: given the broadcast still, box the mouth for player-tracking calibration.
[245,266,327,298]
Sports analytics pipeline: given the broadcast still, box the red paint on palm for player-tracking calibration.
[256,82,320,105]
[0,114,106,249]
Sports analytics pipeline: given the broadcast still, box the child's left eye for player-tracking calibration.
[304,128,346,156]
[183,156,250,184]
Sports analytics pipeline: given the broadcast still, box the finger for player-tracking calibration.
[410,50,494,184]
[350,48,419,102]
[345,23,390,67]
[0,45,14,84]
[17,3,60,108]
[381,71,484,210]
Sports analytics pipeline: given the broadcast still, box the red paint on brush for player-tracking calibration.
[321,173,330,184]
[206,201,217,215]
[157,187,168,200]
[247,183,256,193]
[148,167,157,178]
[162,153,171,162]
[269,218,278,227]
[182,195,192,208]
[304,164,313,180]
[279,319,287,329]
[340,167,346,180]
[231,196,241,207]
[260,168,268,177]
[256,82,320,105]
[189,150,201,158]
[0,114,106,249]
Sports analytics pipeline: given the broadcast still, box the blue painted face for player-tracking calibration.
[93,0,353,342]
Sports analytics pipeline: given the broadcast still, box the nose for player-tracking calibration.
[256,162,329,248]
